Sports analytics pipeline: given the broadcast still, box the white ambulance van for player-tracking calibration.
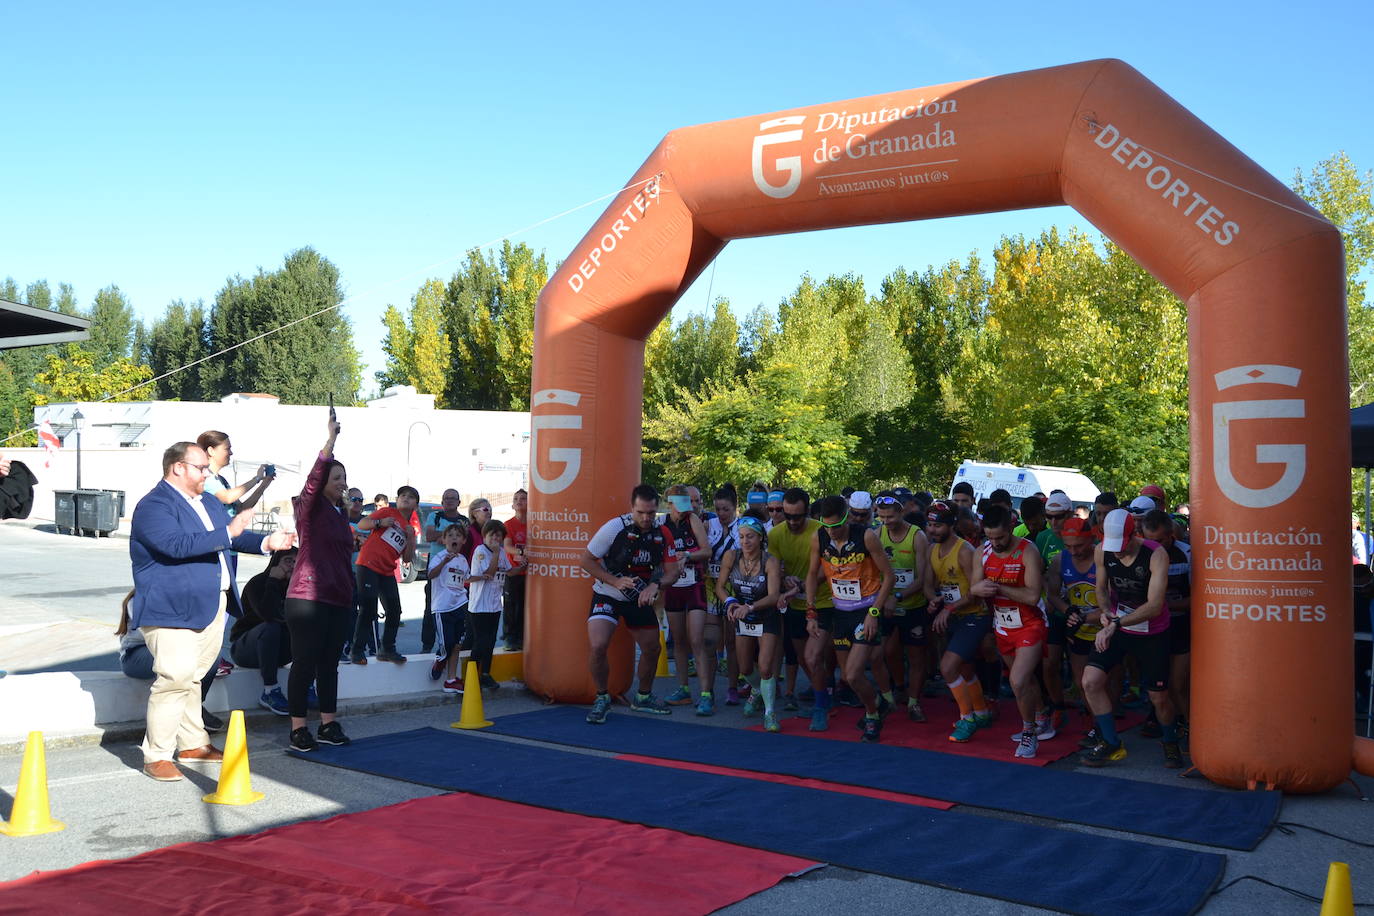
[947,461,1099,510]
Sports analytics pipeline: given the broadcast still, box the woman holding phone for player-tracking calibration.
[284,409,354,752]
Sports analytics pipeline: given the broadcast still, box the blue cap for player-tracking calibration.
[746,491,768,506]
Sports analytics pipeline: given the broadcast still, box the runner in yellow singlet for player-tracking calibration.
[876,492,931,722]
[923,501,994,742]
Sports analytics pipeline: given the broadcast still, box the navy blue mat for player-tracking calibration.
[291,727,1224,916]
[486,707,1279,851]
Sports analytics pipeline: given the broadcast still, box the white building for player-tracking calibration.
[12,386,529,522]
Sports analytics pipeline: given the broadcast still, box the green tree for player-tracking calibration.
[86,285,136,366]
[377,280,451,401]
[32,345,153,404]
[643,299,742,418]
[145,299,208,400]
[644,362,860,493]
[202,248,362,404]
[442,241,546,410]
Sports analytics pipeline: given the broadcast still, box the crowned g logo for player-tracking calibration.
[530,388,583,495]
[1212,365,1306,509]
[751,116,806,199]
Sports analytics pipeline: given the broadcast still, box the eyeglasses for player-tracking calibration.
[180,461,211,473]
[783,511,807,521]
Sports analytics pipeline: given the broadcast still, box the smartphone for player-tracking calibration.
[264,464,276,478]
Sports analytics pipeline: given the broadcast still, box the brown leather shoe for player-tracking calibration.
[144,760,183,781]
[177,744,224,762]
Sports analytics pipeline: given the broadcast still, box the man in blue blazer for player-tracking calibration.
[131,441,295,781]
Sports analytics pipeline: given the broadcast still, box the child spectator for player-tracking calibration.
[467,519,513,691]
[427,526,471,692]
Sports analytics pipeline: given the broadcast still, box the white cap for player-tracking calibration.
[1101,508,1135,552]
[1128,495,1158,515]
[849,490,873,510]
[1045,492,1073,514]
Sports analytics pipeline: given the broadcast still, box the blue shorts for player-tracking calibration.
[434,606,468,655]
[945,613,992,662]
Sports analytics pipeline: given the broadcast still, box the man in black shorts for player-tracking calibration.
[1140,508,1192,743]
[579,484,680,724]
[1080,509,1181,768]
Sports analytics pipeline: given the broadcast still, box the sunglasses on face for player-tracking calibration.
[874,497,901,508]
[820,513,850,528]
[783,511,807,521]
[349,497,364,503]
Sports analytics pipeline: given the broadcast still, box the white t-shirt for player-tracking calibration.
[428,550,470,613]
[468,544,511,614]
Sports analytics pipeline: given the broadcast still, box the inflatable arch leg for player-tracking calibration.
[525,59,1360,793]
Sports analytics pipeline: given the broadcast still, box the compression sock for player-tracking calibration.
[816,686,833,710]
[966,678,989,715]
[1161,719,1179,743]
[761,677,777,714]
[948,677,973,719]
[1094,713,1121,746]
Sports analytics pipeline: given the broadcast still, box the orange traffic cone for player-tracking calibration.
[452,661,493,730]
[1320,862,1354,916]
[203,711,264,806]
[0,731,65,836]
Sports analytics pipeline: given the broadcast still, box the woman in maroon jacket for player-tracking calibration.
[284,413,354,752]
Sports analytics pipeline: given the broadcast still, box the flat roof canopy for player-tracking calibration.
[0,298,91,350]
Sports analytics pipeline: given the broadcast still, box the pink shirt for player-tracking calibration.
[287,452,355,608]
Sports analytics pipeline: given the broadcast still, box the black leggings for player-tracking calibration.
[468,613,501,675]
[230,621,292,687]
[354,566,403,655]
[284,598,351,718]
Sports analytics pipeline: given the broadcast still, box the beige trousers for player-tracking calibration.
[140,592,227,763]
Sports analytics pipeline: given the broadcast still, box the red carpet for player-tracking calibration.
[615,753,955,810]
[0,792,814,915]
[750,695,1146,766]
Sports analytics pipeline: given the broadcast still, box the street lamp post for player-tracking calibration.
[72,408,85,491]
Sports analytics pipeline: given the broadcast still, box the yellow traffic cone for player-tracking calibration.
[203,711,264,806]
[452,661,493,730]
[1320,862,1354,916]
[656,629,670,678]
[0,731,65,837]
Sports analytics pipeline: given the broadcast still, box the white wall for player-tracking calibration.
[10,399,531,521]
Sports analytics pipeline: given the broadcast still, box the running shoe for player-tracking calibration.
[259,687,290,716]
[763,711,781,733]
[349,653,367,666]
[631,692,672,715]
[1162,741,1184,769]
[782,692,800,711]
[809,706,830,732]
[375,649,407,664]
[201,708,225,733]
[1139,716,1162,738]
[214,658,234,678]
[1081,740,1127,767]
[860,716,882,743]
[289,726,317,753]
[586,693,612,724]
[907,700,926,723]
[695,693,714,717]
[742,692,764,718]
[1009,721,1057,742]
[430,656,447,681]
[725,687,741,706]
[736,678,752,700]
[442,678,464,695]
[1078,726,1101,749]
[1014,729,1038,759]
[317,721,351,746]
[834,685,862,708]
[949,717,980,743]
[665,685,693,706]
[480,674,499,691]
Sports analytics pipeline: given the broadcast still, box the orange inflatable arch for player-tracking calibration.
[523,59,1373,793]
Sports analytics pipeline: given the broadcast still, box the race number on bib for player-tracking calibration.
[832,578,862,601]
[894,568,915,590]
[993,605,1022,629]
[708,562,722,580]
[939,584,962,605]
[445,567,464,588]
[1117,604,1150,634]
[381,525,407,553]
[675,565,697,587]
[737,620,763,638]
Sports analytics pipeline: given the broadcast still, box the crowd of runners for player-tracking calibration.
[578,479,1199,767]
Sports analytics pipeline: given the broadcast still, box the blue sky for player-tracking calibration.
[3,1,1370,391]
